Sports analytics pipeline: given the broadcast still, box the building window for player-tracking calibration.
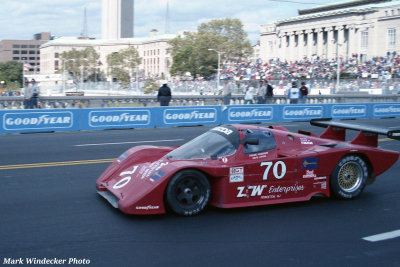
[13,50,20,54]
[12,44,20,48]
[55,53,59,58]
[21,50,28,54]
[29,45,36,48]
[29,50,35,54]
[388,28,396,49]
[361,31,368,49]
[13,57,20,60]
[29,57,36,60]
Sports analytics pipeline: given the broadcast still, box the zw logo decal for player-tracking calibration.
[237,185,267,198]
[260,161,286,180]
[113,166,138,189]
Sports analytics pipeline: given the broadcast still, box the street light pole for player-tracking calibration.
[208,49,223,91]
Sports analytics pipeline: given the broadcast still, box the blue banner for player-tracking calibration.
[331,104,368,119]
[281,105,325,121]
[222,105,274,124]
[1,102,400,134]
[156,106,220,127]
[372,103,400,118]
[1,110,77,133]
[80,108,154,130]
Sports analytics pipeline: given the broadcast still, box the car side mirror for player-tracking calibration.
[245,138,259,146]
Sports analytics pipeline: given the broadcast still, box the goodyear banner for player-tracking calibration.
[280,105,326,121]
[1,103,400,133]
[222,105,275,124]
[156,106,220,127]
[80,108,155,130]
[1,110,79,133]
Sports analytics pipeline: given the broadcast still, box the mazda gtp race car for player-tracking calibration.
[96,119,400,216]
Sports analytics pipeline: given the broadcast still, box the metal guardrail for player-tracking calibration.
[1,94,400,109]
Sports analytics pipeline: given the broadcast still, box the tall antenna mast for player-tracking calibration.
[81,7,88,38]
[165,0,170,34]
[133,0,135,37]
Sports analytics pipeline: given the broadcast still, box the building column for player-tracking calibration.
[288,32,295,61]
[299,30,306,59]
[337,26,345,59]
[306,29,314,59]
[317,28,324,59]
[326,27,335,60]
[347,25,356,57]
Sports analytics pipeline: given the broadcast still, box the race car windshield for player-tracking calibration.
[167,127,238,160]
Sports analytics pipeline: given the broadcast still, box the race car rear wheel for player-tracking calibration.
[330,155,368,199]
[166,169,210,216]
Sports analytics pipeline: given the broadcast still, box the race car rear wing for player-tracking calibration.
[310,118,400,147]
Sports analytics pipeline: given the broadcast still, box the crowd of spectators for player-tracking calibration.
[218,55,400,82]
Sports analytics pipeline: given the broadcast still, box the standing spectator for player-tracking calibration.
[244,83,255,104]
[157,83,172,106]
[23,80,32,109]
[299,81,309,104]
[288,81,300,104]
[256,80,266,104]
[30,79,40,109]
[265,80,274,103]
[222,79,233,105]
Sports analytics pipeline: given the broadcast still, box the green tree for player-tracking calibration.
[106,46,141,87]
[169,18,253,78]
[0,61,23,89]
[60,47,101,83]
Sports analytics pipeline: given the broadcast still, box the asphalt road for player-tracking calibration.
[1,119,400,267]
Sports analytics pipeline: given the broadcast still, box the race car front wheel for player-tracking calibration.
[330,155,369,199]
[166,169,210,216]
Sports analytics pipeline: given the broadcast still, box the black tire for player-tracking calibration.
[330,155,369,199]
[165,169,210,216]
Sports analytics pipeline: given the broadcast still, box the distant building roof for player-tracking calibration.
[277,0,400,24]
[298,0,391,15]
[41,34,177,48]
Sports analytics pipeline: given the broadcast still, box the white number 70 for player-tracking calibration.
[260,161,286,180]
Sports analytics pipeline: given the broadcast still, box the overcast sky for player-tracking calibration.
[0,0,333,44]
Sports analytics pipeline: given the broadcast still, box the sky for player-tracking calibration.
[0,0,334,44]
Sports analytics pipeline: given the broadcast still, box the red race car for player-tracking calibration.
[96,119,400,216]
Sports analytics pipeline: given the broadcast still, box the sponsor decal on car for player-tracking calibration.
[236,184,305,198]
[150,170,166,182]
[230,167,244,183]
[136,205,160,210]
[300,137,313,145]
[302,158,318,169]
[213,126,233,135]
[303,169,317,178]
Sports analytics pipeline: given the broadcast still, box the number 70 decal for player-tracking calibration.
[260,161,286,180]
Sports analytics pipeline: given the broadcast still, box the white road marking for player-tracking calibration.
[74,139,184,147]
[362,229,400,242]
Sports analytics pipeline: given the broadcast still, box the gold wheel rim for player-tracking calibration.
[338,162,362,193]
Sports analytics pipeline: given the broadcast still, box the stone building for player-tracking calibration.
[0,32,52,74]
[260,0,400,62]
[40,31,176,79]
